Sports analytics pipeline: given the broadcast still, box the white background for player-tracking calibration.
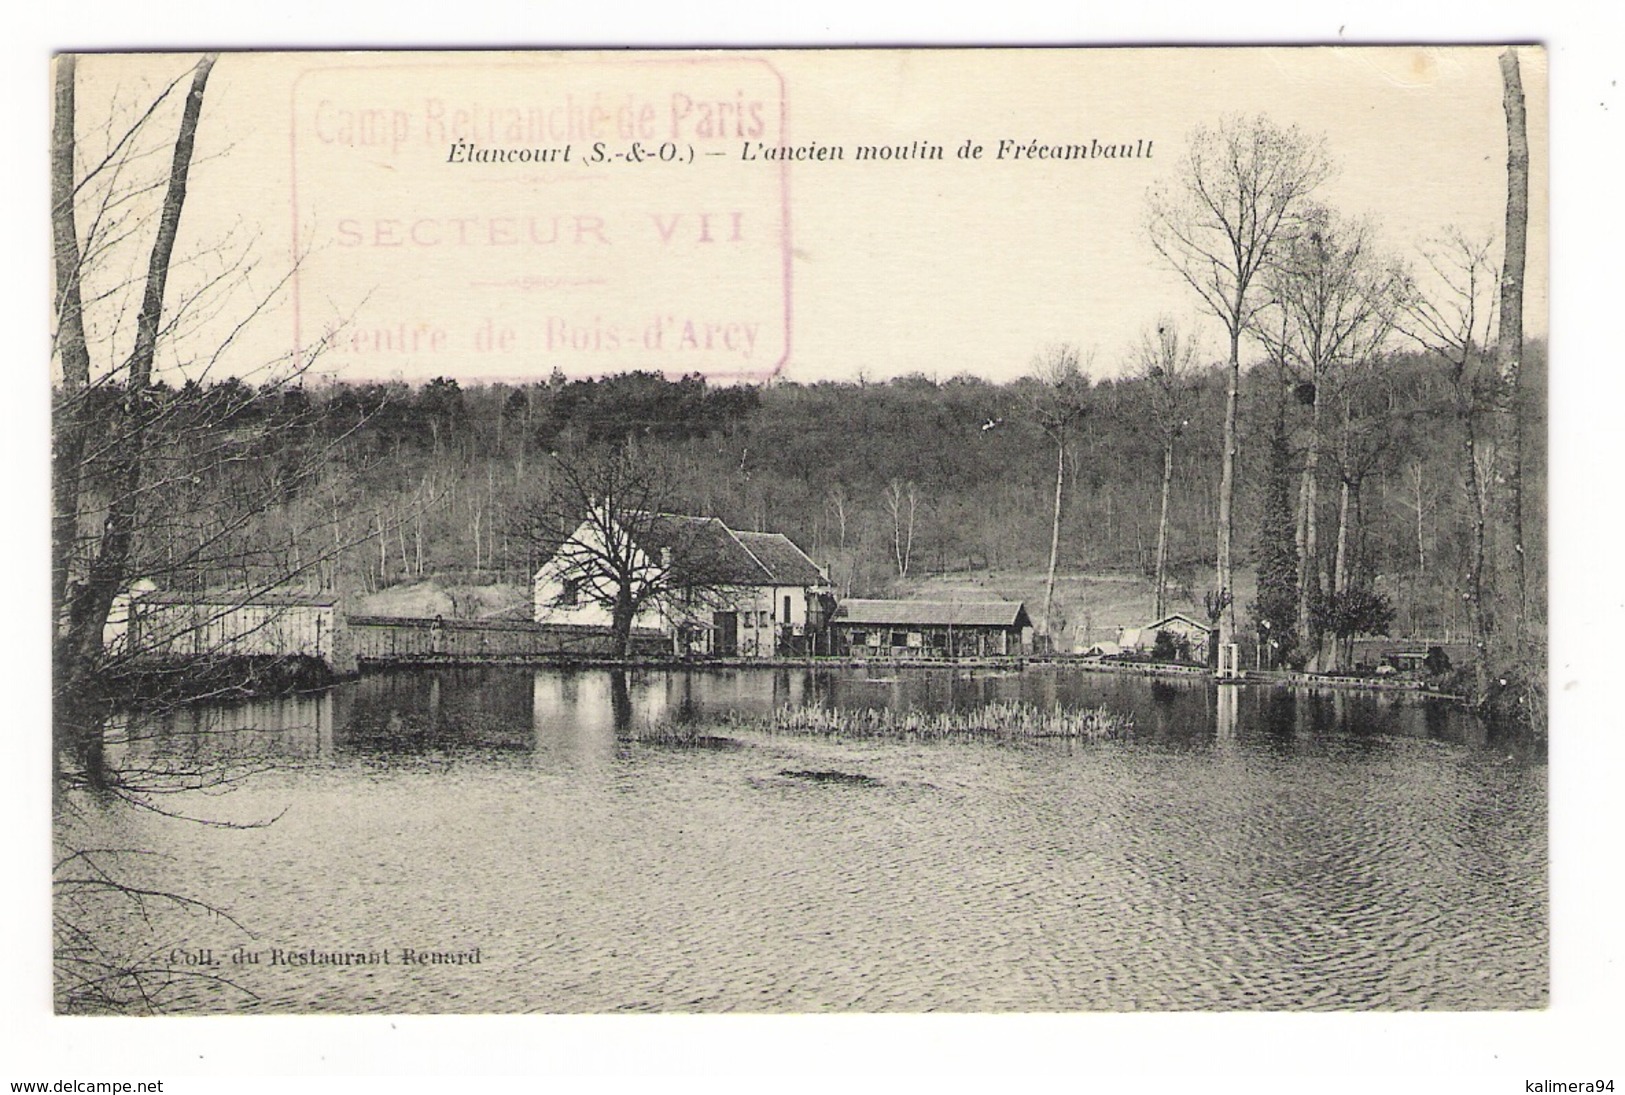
[5,2,1620,1090]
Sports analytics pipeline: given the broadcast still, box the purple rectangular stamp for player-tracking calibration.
[290,54,790,382]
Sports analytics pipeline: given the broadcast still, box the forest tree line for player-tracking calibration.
[81,351,1544,661]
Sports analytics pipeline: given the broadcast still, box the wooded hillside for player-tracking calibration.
[92,353,1542,666]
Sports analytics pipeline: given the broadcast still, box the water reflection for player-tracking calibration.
[79,664,1546,1013]
[531,670,617,768]
[103,691,337,769]
[107,665,1517,769]
[1215,683,1239,746]
[338,667,536,757]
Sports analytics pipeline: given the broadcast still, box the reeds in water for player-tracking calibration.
[620,719,743,748]
[731,700,1133,741]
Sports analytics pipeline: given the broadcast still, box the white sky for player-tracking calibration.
[68,46,1547,387]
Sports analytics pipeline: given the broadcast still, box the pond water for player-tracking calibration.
[59,666,1546,1013]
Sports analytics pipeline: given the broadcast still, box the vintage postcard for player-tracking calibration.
[50,47,1548,1020]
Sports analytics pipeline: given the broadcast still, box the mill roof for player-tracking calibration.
[733,531,828,586]
[568,511,826,588]
[628,514,771,585]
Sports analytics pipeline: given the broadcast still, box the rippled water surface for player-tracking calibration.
[61,666,1546,1012]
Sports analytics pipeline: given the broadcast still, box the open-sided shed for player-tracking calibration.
[831,599,1033,658]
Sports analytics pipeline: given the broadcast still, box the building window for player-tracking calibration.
[783,595,792,622]
[758,610,771,628]
[891,631,907,648]
[560,578,580,606]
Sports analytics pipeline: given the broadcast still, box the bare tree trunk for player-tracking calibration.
[487,464,497,576]
[1499,47,1530,643]
[1463,414,1493,699]
[55,54,215,776]
[614,585,635,659]
[887,480,905,578]
[1294,463,1310,588]
[1042,438,1065,642]
[52,57,93,624]
[1214,325,1239,649]
[1332,396,1354,598]
[885,479,917,579]
[1297,386,1324,669]
[903,486,917,578]
[1333,479,1352,597]
[1154,440,1173,619]
[1411,462,1427,576]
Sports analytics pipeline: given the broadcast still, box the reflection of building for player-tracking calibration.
[104,690,337,767]
[532,509,831,657]
[1116,613,1212,661]
[830,600,1033,658]
[1347,638,1472,673]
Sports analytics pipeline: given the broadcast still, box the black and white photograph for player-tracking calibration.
[46,44,1553,1019]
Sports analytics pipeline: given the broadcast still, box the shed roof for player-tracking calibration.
[1145,613,1212,634]
[833,599,1032,629]
[136,590,339,607]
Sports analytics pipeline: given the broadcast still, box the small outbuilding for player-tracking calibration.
[831,599,1034,658]
[123,588,353,672]
[1117,613,1213,662]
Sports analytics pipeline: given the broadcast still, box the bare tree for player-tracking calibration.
[55,55,217,761]
[824,484,850,553]
[884,478,919,579]
[1131,317,1198,620]
[1400,229,1500,698]
[1254,205,1404,668]
[821,484,860,598]
[1026,345,1092,644]
[51,54,376,1013]
[518,445,745,657]
[1498,47,1532,643]
[1148,114,1331,649]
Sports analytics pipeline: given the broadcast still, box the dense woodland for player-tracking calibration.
[86,352,1545,659]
